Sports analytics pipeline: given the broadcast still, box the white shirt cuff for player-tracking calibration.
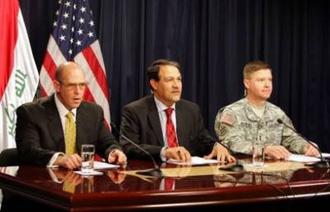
[47,168,63,183]
[160,147,167,162]
[47,152,65,168]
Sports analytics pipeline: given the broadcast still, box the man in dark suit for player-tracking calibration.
[15,62,126,169]
[120,59,235,162]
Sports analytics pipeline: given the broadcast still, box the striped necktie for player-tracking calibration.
[65,111,76,155]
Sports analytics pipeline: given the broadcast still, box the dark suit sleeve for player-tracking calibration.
[120,105,162,160]
[16,105,57,166]
[93,106,121,159]
[75,103,121,160]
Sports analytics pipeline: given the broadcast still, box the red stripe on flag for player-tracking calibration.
[43,51,57,81]
[0,1,19,100]
[83,86,95,103]
[39,85,48,97]
[82,47,109,98]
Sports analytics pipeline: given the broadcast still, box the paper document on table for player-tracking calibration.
[288,154,321,163]
[167,156,218,165]
[321,153,330,158]
[94,161,119,170]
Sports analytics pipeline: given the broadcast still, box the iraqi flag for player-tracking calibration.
[0,0,39,152]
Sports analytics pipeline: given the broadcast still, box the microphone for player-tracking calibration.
[277,119,329,168]
[110,123,163,177]
[120,134,163,177]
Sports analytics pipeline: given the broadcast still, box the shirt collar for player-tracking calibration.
[153,96,176,113]
[54,93,77,118]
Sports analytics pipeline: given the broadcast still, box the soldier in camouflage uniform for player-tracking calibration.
[214,60,319,160]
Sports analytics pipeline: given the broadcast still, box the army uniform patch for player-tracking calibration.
[219,124,228,137]
[220,112,236,126]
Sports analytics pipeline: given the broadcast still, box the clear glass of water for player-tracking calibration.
[81,144,95,173]
[252,142,265,168]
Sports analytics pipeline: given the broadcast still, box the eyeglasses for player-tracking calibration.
[59,81,88,90]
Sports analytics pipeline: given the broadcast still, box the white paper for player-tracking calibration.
[288,154,321,163]
[167,156,218,165]
[321,153,330,158]
[93,161,119,170]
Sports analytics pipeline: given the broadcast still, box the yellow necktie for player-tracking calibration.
[65,112,76,155]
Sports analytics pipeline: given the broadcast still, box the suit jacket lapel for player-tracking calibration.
[147,97,164,146]
[76,103,88,149]
[175,101,187,146]
[46,96,65,152]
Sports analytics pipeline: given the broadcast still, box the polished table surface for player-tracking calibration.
[1,159,330,211]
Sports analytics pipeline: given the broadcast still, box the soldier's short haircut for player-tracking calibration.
[243,60,271,79]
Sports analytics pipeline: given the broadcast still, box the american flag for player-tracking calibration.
[39,0,111,127]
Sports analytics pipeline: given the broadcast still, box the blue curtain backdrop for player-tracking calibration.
[19,0,330,152]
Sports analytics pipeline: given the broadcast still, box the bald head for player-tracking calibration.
[54,62,86,110]
[55,62,84,82]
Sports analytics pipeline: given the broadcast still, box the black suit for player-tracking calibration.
[15,95,119,166]
[120,95,216,160]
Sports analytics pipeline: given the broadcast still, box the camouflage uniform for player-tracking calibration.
[214,98,308,155]
[214,169,294,187]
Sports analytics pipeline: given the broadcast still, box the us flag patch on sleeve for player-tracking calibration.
[220,112,236,126]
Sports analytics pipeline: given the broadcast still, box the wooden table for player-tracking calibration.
[1,160,330,211]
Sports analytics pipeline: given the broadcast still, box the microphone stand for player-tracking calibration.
[110,122,163,177]
[277,119,329,168]
[120,134,163,177]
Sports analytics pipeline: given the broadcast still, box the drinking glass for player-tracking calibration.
[252,142,265,168]
[81,144,95,173]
